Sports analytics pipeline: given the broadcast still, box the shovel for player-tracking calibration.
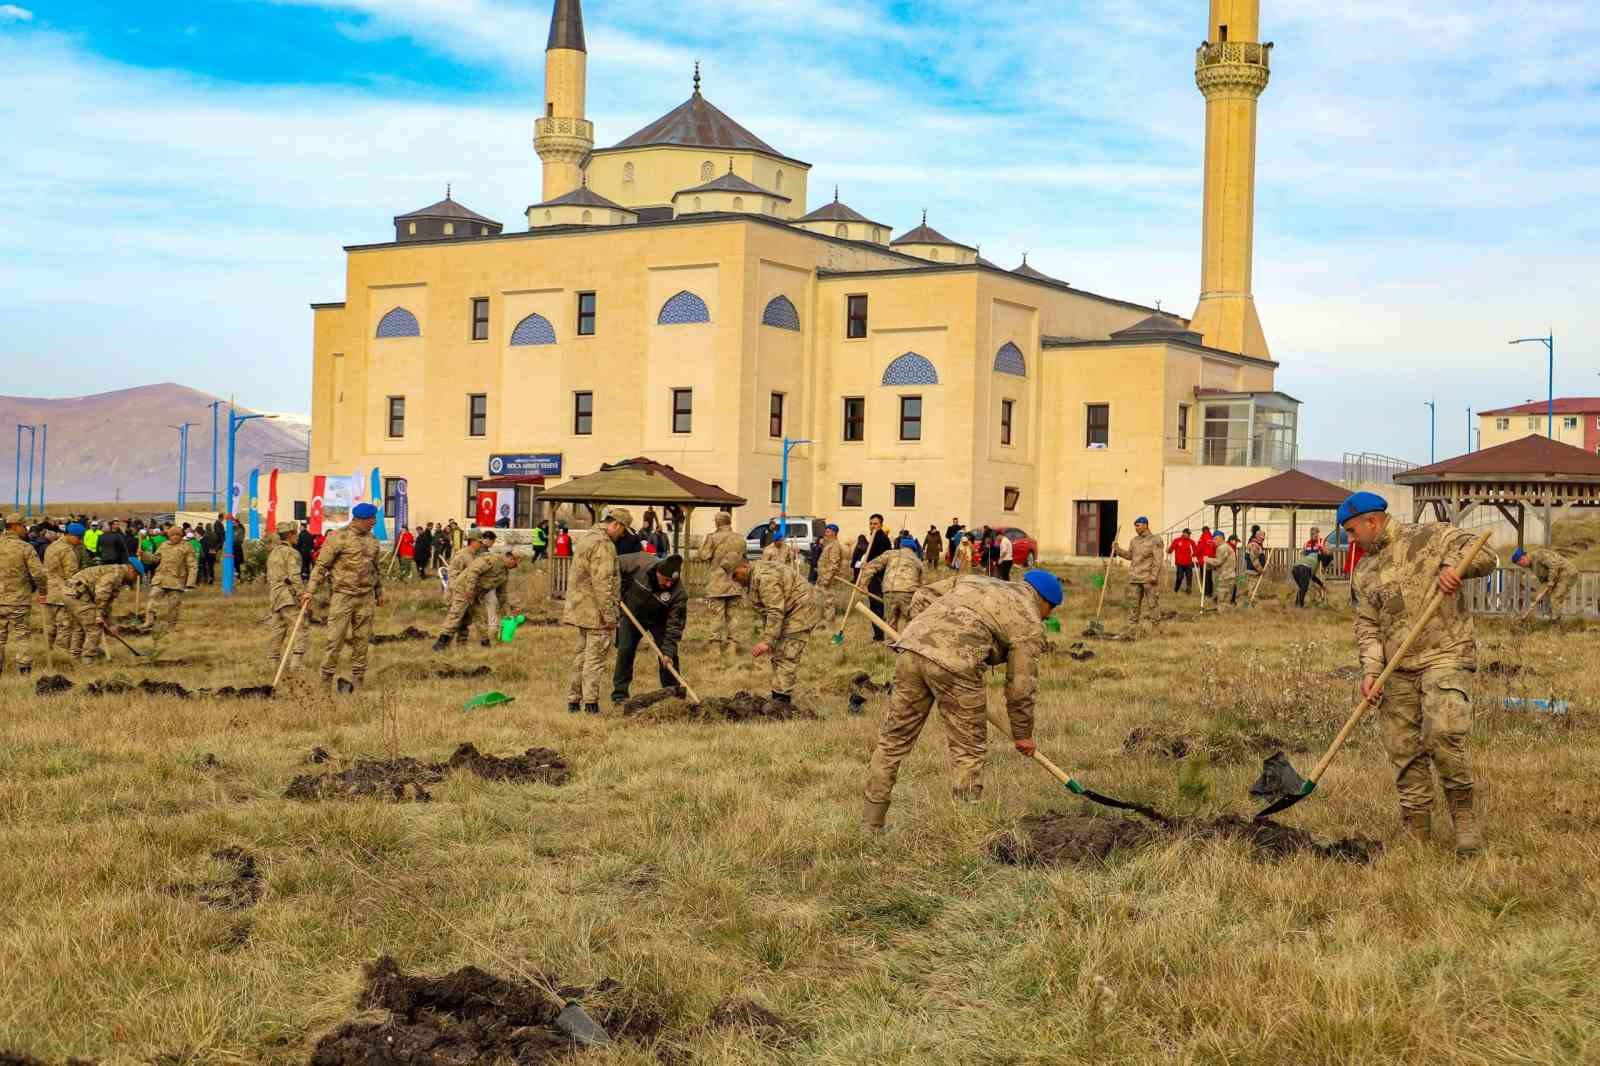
[832,575,869,645]
[1518,583,1551,622]
[618,599,700,706]
[1251,529,1493,819]
[100,622,143,658]
[271,601,310,691]
[832,575,884,605]
[1086,527,1120,636]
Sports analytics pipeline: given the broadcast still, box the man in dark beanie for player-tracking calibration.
[611,552,688,706]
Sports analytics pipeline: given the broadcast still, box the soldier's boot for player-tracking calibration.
[583,702,601,716]
[1401,808,1431,841]
[431,634,452,653]
[1446,788,1480,856]
[862,800,890,832]
[567,700,581,714]
[769,691,792,704]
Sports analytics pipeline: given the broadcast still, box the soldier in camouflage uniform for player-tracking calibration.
[857,543,924,634]
[761,533,797,566]
[302,503,383,692]
[64,561,140,662]
[1512,547,1576,619]
[813,524,847,627]
[909,574,991,621]
[445,530,489,593]
[140,523,195,640]
[266,521,309,669]
[863,571,1062,829]
[434,551,521,651]
[43,521,87,660]
[1211,533,1241,608]
[1342,491,1497,854]
[0,513,48,675]
[563,509,628,713]
[697,511,745,654]
[1113,517,1163,628]
[728,557,818,704]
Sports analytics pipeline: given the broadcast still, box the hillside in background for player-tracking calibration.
[0,384,309,505]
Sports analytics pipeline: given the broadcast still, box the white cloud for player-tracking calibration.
[0,5,33,23]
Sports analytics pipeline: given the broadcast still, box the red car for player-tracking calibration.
[981,525,1039,566]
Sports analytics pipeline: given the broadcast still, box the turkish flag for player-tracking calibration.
[310,475,326,535]
[476,491,498,529]
[266,469,280,531]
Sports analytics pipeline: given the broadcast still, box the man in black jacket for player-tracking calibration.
[295,524,316,580]
[863,513,892,641]
[611,552,687,705]
[100,520,131,567]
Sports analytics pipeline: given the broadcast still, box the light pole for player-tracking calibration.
[1423,400,1436,464]
[222,401,274,596]
[208,399,224,508]
[37,424,46,514]
[779,437,812,536]
[14,424,40,517]
[171,422,196,510]
[1466,406,1472,452]
[1509,332,1554,437]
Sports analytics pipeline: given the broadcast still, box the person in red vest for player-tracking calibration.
[1166,527,1196,593]
[1196,526,1217,600]
[554,525,572,558]
[396,526,415,578]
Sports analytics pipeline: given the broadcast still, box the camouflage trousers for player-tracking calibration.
[320,593,375,685]
[266,603,309,665]
[1128,582,1160,627]
[0,603,34,672]
[883,591,913,635]
[567,625,614,705]
[865,651,987,806]
[764,625,813,697]
[441,589,494,643]
[1542,575,1577,618]
[706,596,739,646]
[815,585,840,629]
[45,603,84,658]
[66,595,110,660]
[145,587,184,639]
[1380,666,1473,812]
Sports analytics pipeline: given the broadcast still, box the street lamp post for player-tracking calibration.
[1509,333,1554,437]
[1423,400,1436,464]
[13,424,40,517]
[171,422,196,510]
[779,437,812,537]
[221,401,273,596]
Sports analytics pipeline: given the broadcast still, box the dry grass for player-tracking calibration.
[2,563,1599,1065]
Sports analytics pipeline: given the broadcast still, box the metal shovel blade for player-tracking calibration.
[1249,750,1315,819]
[831,631,845,645]
[555,1001,613,1047]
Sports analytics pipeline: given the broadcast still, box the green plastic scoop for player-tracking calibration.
[463,691,515,712]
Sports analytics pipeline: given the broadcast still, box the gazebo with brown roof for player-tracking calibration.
[1204,468,1350,556]
[1393,435,1600,548]
[538,456,747,552]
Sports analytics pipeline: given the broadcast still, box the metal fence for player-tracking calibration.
[1342,452,1416,486]
[545,555,714,601]
[1465,568,1600,618]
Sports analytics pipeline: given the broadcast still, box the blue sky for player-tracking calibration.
[1,0,1597,463]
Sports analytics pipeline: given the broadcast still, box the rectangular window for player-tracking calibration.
[671,388,693,434]
[1177,404,1190,449]
[1563,416,1578,430]
[1495,418,1509,431]
[573,391,593,435]
[1086,403,1110,447]
[471,297,489,341]
[1528,417,1539,430]
[840,483,863,508]
[846,294,868,339]
[899,396,922,441]
[769,392,785,438]
[770,479,783,505]
[386,396,405,438]
[892,483,916,508]
[1003,486,1021,512]
[842,396,865,441]
[465,476,482,520]
[1000,398,1014,446]
[382,477,404,517]
[468,394,488,437]
[577,291,597,336]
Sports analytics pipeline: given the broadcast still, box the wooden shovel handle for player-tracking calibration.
[272,601,310,690]
[1094,527,1120,622]
[836,571,868,637]
[617,599,699,705]
[1306,529,1492,785]
[832,575,884,604]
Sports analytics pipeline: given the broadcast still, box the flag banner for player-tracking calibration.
[476,490,499,530]
[247,468,261,540]
[266,469,280,532]
[370,467,389,542]
[393,478,409,532]
[320,476,354,530]
[310,476,326,534]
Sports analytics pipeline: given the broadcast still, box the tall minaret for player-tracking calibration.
[534,0,592,202]
[1189,0,1271,359]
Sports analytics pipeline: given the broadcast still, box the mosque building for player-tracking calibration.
[307,0,1294,557]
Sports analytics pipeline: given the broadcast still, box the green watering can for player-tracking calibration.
[499,614,527,643]
[464,691,515,712]
[1043,617,1062,634]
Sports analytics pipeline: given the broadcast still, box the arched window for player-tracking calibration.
[658,290,711,325]
[701,161,715,181]
[732,196,744,211]
[761,295,800,331]
[930,248,940,260]
[544,210,552,223]
[376,307,420,338]
[510,312,556,346]
[775,169,784,191]
[693,196,702,211]
[407,222,417,235]
[623,162,635,183]
[443,222,455,235]
[581,209,593,224]
[881,352,938,386]
[835,223,848,239]
[994,341,1026,377]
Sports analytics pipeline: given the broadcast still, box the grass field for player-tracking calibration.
[2,563,1598,1065]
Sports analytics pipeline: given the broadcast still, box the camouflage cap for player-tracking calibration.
[721,557,746,577]
[604,507,633,530]
[276,521,297,535]
[4,512,24,526]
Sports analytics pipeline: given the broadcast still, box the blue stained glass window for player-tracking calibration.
[994,341,1026,376]
[658,291,711,325]
[761,295,800,331]
[376,307,420,338]
[510,312,556,346]
[881,352,939,386]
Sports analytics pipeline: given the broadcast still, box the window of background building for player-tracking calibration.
[468,394,487,437]
[383,477,404,517]
[1086,403,1110,447]
[1528,417,1539,430]
[573,391,593,435]
[1000,398,1014,446]
[464,476,482,520]
[1496,418,1509,430]
[672,388,693,434]
[899,396,922,441]
[846,295,868,339]
[1178,404,1190,449]
[893,483,916,508]
[769,392,785,438]
[770,480,783,505]
[577,292,597,336]
[1564,416,1579,430]
[841,483,863,508]
[1004,486,1021,512]
[386,396,405,438]
[471,298,489,341]
[843,396,865,441]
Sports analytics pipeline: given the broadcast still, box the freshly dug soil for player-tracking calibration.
[432,664,494,679]
[287,743,571,801]
[162,847,263,911]
[707,997,801,1047]
[72,677,273,701]
[370,626,431,645]
[848,670,890,694]
[446,743,570,786]
[1043,641,1095,661]
[1483,660,1524,678]
[0,1051,96,1066]
[207,685,274,700]
[622,690,820,722]
[990,810,1380,867]
[34,674,74,696]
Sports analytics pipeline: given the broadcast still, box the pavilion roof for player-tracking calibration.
[538,457,747,507]
[1394,435,1600,483]
[1205,468,1349,508]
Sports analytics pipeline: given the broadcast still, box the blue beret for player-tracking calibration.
[129,558,146,576]
[771,530,784,540]
[1511,548,1526,564]
[1023,569,1064,607]
[826,524,839,532]
[1135,516,1149,525]
[66,522,85,536]
[352,503,379,519]
[1336,492,1387,527]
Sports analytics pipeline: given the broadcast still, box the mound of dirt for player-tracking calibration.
[990,810,1380,867]
[162,847,263,911]
[848,671,890,694]
[622,690,820,722]
[1483,660,1524,678]
[76,678,273,701]
[432,664,494,679]
[707,997,801,1047]
[0,1051,97,1066]
[288,743,572,801]
[447,743,570,786]
[621,688,680,714]
[207,685,274,700]
[370,626,431,645]
[1044,641,1095,661]
[33,674,74,696]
